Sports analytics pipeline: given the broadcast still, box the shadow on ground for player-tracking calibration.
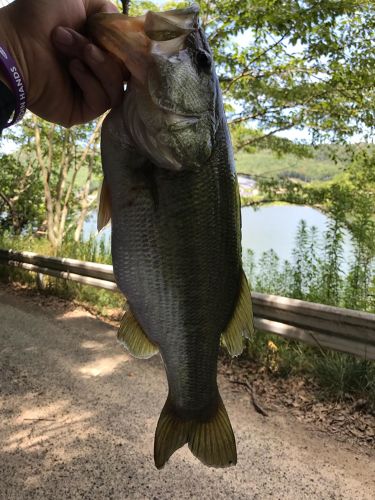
[0,286,374,500]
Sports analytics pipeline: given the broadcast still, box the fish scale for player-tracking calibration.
[106,109,241,419]
[89,4,254,468]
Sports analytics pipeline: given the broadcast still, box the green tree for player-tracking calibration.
[2,114,103,251]
[0,153,44,234]
[290,221,321,300]
[321,223,345,305]
[117,1,375,148]
[292,220,309,299]
[243,248,256,282]
[200,0,375,146]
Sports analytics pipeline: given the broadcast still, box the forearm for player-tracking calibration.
[0,3,26,86]
[0,3,28,133]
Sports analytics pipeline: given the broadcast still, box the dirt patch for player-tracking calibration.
[1,281,374,499]
[220,358,375,450]
[3,281,375,451]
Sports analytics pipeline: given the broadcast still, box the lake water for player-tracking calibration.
[84,204,353,266]
[241,204,353,264]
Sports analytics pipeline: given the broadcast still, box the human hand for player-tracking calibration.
[0,0,126,127]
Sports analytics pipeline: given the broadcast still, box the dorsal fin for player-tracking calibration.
[221,270,254,357]
[118,307,159,359]
[97,179,112,231]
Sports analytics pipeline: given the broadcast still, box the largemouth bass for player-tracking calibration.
[88,4,254,469]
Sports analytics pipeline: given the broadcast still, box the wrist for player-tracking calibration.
[0,4,29,95]
[0,4,29,125]
[0,45,27,126]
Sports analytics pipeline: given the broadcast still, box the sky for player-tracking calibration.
[128,0,313,142]
[0,0,362,146]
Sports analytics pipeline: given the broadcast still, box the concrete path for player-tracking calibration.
[0,287,374,499]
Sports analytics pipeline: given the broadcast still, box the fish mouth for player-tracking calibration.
[87,6,199,83]
[143,5,199,40]
[87,13,149,82]
[165,112,200,129]
[87,6,199,51]
[88,6,203,123]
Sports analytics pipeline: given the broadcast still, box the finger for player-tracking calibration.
[83,43,125,107]
[54,27,127,107]
[52,27,89,60]
[69,58,110,120]
[53,27,130,80]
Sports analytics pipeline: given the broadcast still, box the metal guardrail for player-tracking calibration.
[1,248,374,360]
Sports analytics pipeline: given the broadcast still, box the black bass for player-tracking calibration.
[88,4,254,469]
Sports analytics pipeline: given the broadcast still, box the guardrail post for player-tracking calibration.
[36,272,46,291]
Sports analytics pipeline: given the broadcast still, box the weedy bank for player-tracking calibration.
[1,220,374,413]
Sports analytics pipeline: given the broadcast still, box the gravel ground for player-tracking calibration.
[0,286,374,500]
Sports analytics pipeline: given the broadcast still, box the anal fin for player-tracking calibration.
[118,307,159,359]
[221,270,254,357]
[97,179,112,231]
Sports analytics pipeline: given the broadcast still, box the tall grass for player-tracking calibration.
[245,219,374,313]
[0,230,124,314]
[244,216,375,410]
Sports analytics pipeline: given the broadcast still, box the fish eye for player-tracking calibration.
[196,49,212,70]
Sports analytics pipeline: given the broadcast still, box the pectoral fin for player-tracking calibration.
[118,307,159,359]
[97,179,112,231]
[221,270,254,357]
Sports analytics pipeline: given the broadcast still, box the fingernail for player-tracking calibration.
[86,44,105,63]
[54,27,74,46]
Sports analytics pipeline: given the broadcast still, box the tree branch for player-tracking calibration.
[62,116,104,210]
[238,125,293,148]
[0,191,13,211]
[55,131,69,205]
[222,34,289,94]
[121,0,130,15]
[33,115,56,247]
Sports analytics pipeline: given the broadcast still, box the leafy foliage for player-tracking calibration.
[236,147,345,182]
[243,148,375,313]
[113,0,375,149]
[0,153,44,233]
[245,213,374,313]
[200,0,375,145]
[1,115,103,250]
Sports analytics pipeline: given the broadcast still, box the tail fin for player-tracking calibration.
[154,395,237,469]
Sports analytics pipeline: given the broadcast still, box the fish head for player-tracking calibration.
[88,5,219,170]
